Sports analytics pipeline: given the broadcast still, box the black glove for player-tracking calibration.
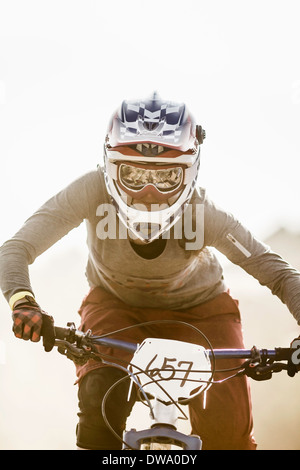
[12,296,55,352]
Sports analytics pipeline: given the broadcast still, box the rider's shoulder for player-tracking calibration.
[67,166,105,190]
[191,186,209,205]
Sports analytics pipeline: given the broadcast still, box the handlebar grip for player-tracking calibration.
[54,326,71,340]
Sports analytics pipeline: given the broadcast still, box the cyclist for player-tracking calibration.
[1,93,300,450]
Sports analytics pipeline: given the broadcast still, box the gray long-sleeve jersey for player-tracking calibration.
[1,167,300,324]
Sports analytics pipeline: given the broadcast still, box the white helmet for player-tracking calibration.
[103,93,205,243]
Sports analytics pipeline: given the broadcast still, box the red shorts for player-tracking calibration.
[76,287,257,450]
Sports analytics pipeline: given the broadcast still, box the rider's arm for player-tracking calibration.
[0,169,103,305]
[202,191,300,325]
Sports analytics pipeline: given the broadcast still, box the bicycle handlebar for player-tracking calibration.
[53,323,300,375]
[52,322,299,450]
[54,325,137,352]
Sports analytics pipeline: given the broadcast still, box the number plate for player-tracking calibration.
[129,338,212,401]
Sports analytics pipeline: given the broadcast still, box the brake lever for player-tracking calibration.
[55,339,101,366]
[243,361,286,381]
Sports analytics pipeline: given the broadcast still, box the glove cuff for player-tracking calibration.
[9,291,36,310]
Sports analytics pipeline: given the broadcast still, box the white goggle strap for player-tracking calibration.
[106,161,118,181]
[183,164,197,185]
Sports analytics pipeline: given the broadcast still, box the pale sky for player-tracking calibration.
[0,0,300,450]
[1,0,300,248]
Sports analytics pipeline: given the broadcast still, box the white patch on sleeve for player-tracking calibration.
[226,233,251,258]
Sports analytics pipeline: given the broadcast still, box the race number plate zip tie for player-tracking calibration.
[127,343,140,402]
[127,376,134,402]
[203,390,207,410]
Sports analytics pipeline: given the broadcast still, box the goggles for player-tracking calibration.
[119,163,184,193]
[104,143,200,203]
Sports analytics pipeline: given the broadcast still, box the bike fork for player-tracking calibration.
[123,398,202,450]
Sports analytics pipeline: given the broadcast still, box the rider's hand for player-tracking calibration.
[12,296,55,352]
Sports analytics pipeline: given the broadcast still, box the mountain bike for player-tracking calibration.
[53,320,300,450]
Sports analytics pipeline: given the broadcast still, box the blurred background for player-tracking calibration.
[0,0,299,449]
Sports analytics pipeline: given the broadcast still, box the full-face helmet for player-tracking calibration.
[103,93,205,243]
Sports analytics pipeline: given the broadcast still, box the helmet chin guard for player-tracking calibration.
[103,93,205,243]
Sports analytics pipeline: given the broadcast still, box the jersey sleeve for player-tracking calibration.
[203,191,300,325]
[0,170,103,302]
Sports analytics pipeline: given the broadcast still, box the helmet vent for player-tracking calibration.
[135,143,165,157]
[143,121,159,131]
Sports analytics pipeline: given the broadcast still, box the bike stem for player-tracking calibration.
[151,398,179,428]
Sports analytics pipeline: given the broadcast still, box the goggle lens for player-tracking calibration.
[119,164,183,192]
